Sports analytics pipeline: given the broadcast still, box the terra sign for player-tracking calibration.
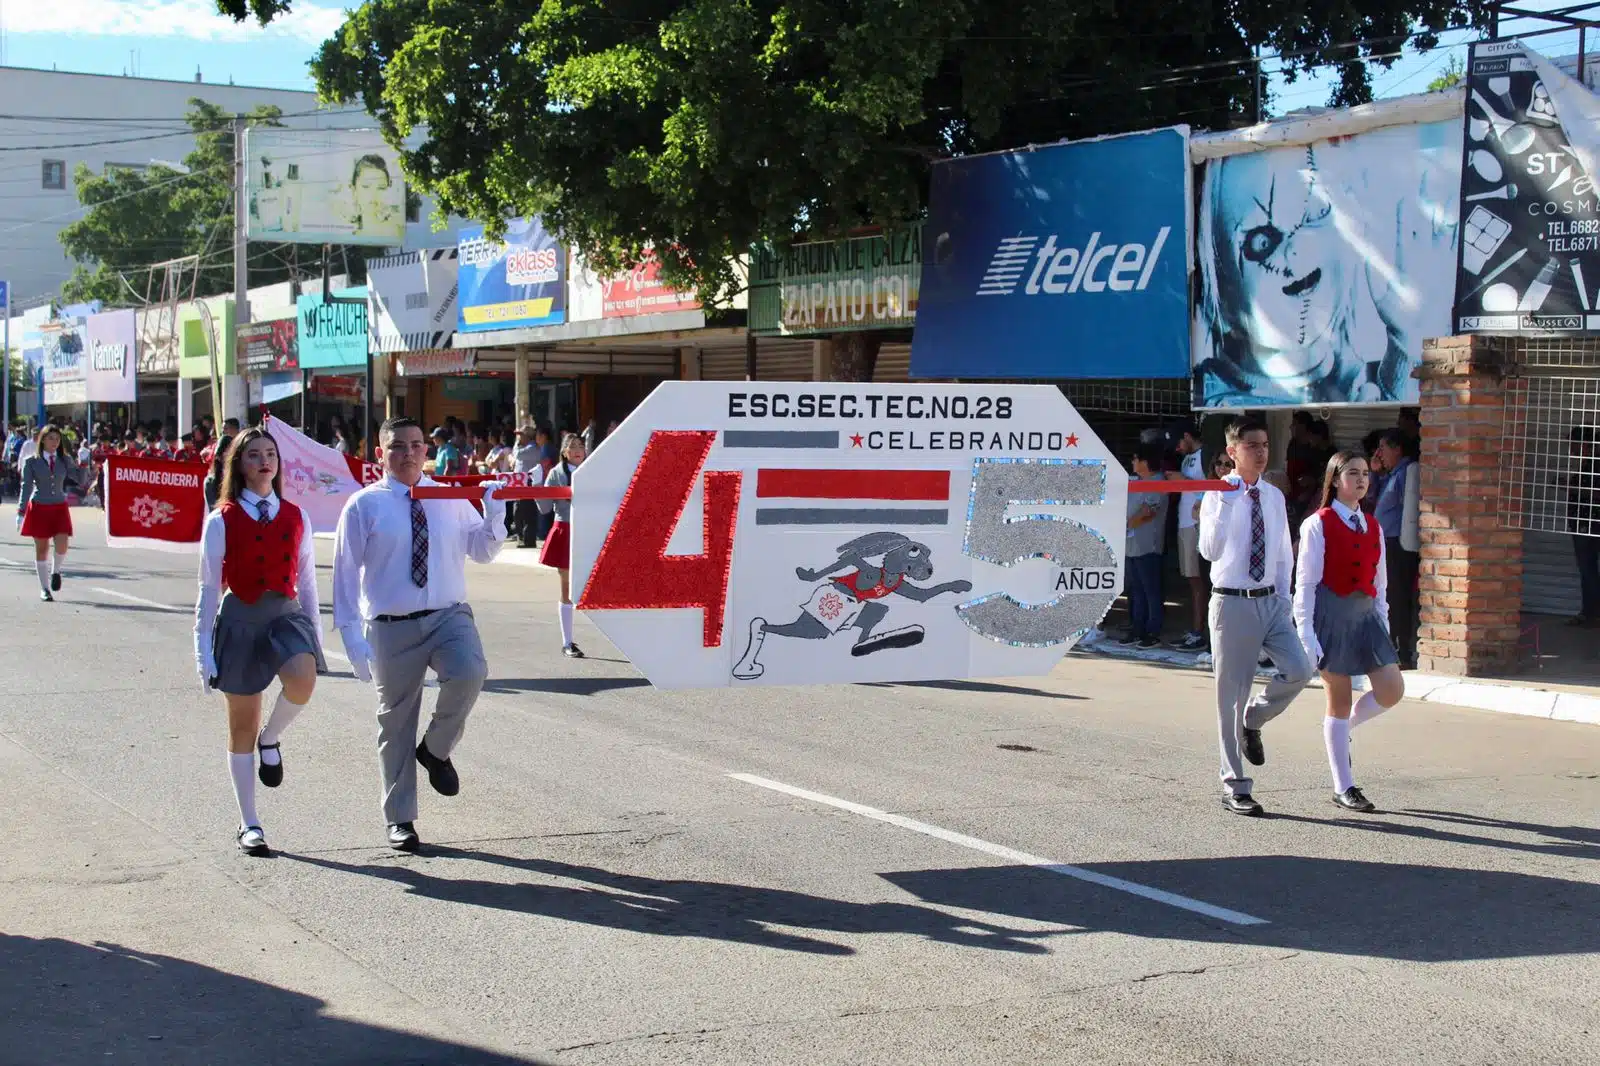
[570,382,1128,689]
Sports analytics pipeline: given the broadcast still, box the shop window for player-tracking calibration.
[42,160,66,190]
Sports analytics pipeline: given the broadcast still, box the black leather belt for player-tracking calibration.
[373,608,441,623]
[1215,586,1276,599]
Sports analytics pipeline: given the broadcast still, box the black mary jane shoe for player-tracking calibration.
[50,572,61,592]
[563,643,586,659]
[237,826,270,857]
[40,590,52,602]
[257,741,283,788]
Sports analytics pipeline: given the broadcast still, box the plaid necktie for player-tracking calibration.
[1248,485,1265,582]
[410,496,429,588]
[1349,513,1362,532]
[256,498,271,523]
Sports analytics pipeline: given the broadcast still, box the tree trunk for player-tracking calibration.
[828,331,883,382]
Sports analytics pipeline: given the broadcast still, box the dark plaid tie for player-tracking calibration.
[409,496,429,588]
[1350,513,1362,532]
[256,499,271,523]
[1248,486,1265,582]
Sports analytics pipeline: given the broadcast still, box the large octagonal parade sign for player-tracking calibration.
[571,382,1129,689]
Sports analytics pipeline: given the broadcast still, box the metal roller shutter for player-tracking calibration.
[874,343,911,382]
[1523,530,1582,617]
[1327,406,1403,452]
[755,340,816,381]
[699,348,748,381]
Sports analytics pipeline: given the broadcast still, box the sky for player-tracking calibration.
[1,2,1594,112]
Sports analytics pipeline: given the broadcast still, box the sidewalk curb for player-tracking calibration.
[1078,632,1600,726]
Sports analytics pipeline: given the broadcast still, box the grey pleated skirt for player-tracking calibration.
[1313,586,1399,676]
[212,591,324,695]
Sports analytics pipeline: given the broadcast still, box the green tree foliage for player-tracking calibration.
[215,1,1487,304]
[1428,54,1466,92]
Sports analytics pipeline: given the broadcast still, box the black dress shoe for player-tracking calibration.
[416,740,460,796]
[257,742,283,788]
[39,590,52,602]
[387,822,420,852]
[1332,786,1377,812]
[1242,727,1265,766]
[563,643,585,659]
[1222,793,1264,816]
[237,825,270,856]
[50,572,61,592]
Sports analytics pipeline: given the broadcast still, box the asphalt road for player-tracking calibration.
[2,514,1598,1065]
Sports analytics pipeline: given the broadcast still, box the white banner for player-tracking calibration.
[261,414,381,533]
[368,247,460,352]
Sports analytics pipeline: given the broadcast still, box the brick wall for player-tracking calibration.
[1414,335,1523,676]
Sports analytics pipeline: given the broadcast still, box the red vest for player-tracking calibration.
[1318,507,1381,597]
[220,499,305,604]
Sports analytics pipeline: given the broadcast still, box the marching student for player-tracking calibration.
[332,417,507,853]
[1199,416,1314,816]
[537,432,587,658]
[1293,450,1405,813]
[16,425,80,601]
[193,427,325,857]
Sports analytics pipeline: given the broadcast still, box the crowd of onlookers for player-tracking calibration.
[1117,409,1424,668]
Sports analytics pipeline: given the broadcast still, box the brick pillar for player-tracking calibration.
[1415,335,1524,676]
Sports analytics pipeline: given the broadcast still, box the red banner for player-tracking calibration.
[433,471,543,487]
[104,455,207,552]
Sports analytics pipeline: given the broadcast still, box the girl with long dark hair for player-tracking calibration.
[1292,449,1406,813]
[193,427,326,856]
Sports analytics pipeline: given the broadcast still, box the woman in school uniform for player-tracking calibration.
[193,427,326,857]
[536,433,587,658]
[1293,450,1406,813]
[16,425,80,601]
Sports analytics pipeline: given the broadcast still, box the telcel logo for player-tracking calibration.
[977,227,1170,297]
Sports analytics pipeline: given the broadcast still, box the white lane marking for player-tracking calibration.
[728,772,1268,927]
[87,585,352,664]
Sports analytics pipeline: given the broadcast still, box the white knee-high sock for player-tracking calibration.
[258,692,307,765]
[34,561,49,593]
[559,603,574,646]
[51,551,65,575]
[1324,717,1354,793]
[1350,690,1390,728]
[229,752,260,827]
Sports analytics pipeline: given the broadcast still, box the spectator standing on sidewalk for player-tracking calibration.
[1563,425,1600,628]
[1120,439,1169,650]
[1373,429,1420,668]
[1174,421,1209,651]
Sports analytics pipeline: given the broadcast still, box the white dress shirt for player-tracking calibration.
[331,474,506,631]
[1198,474,1293,601]
[1293,500,1390,664]
[193,489,323,668]
[1177,449,1205,530]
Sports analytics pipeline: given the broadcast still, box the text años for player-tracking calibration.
[728,392,1013,420]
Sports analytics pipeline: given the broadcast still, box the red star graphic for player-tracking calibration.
[849,433,864,448]
[1065,433,1079,448]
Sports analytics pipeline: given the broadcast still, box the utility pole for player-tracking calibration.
[230,114,250,424]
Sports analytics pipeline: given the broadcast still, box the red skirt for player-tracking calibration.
[21,501,72,539]
[539,519,571,570]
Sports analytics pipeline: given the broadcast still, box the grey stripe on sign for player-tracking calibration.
[756,508,948,526]
[723,430,839,449]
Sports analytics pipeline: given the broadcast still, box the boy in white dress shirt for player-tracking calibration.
[332,417,508,851]
[1199,416,1313,816]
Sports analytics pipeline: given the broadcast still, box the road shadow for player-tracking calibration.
[1265,808,1600,862]
[865,679,1087,700]
[0,935,550,1065]
[57,600,179,616]
[482,677,650,696]
[286,850,1066,957]
[880,854,1600,962]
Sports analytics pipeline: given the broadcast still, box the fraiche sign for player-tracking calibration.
[911,127,1191,379]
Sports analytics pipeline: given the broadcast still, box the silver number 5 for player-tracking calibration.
[957,457,1120,647]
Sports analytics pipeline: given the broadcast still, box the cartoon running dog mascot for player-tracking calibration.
[732,532,972,680]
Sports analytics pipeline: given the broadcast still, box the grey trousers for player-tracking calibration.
[1208,593,1313,796]
[369,604,489,824]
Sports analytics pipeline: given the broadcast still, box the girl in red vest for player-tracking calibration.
[1293,449,1405,813]
[193,427,326,856]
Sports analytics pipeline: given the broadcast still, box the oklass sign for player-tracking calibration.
[571,383,1128,689]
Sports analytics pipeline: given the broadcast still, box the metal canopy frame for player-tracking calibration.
[1490,2,1600,79]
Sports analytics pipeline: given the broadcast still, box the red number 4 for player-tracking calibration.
[577,431,742,648]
